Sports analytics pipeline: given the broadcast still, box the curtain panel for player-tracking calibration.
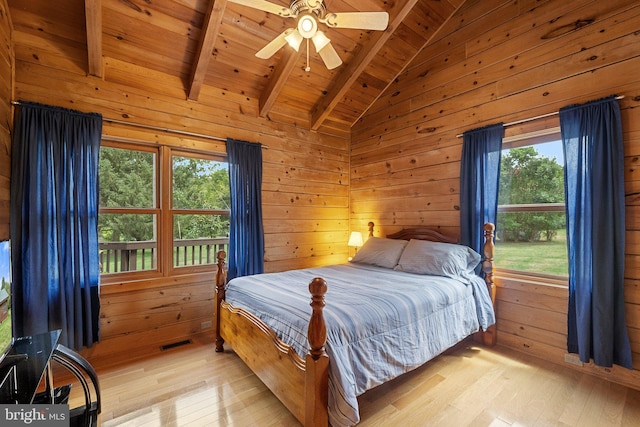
[460,123,504,259]
[10,102,102,350]
[226,138,265,280]
[560,95,632,369]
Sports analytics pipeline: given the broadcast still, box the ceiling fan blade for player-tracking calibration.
[228,0,294,17]
[255,29,294,59]
[316,41,342,70]
[321,12,389,30]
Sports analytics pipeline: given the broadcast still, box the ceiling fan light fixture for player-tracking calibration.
[284,29,304,51]
[297,14,318,38]
[311,30,330,52]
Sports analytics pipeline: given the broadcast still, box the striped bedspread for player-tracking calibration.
[224,263,495,426]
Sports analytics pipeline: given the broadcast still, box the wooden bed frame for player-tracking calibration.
[213,222,496,427]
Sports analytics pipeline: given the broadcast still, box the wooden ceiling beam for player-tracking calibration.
[348,0,468,127]
[259,48,300,118]
[188,0,228,101]
[85,0,103,77]
[309,0,419,131]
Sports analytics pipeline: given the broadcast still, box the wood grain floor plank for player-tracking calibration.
[56,336,640,427]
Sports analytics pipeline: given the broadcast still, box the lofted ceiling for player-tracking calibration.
[8,0,465,131]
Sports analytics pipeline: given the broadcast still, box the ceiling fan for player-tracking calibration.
[229,0,389,71]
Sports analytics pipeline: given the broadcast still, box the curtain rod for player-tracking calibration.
[11,101,268,149]
[455,95,625,138]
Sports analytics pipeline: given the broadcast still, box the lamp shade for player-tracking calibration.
[285,29,303,51]
[311,30,331,52]
[348,231,364,248]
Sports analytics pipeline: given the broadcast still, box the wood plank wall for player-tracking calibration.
[5,8,350,360]
[0,0,12,241]
[352,0,640,390]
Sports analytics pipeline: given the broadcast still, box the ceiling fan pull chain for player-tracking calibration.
[305,38,311,72]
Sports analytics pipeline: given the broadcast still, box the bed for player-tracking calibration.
[214,223,496,426]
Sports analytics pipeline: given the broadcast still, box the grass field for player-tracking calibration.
[0,310,11,350]
[495,232,568,277]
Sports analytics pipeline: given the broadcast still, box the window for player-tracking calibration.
[172,154,230,269]
[99,145,158,274]
[98,142,230,279]
[495,132,568,278]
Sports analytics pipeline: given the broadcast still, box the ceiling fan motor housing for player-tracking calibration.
[290,0,327,19]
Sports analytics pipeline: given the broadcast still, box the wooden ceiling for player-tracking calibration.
[8,0,464,131]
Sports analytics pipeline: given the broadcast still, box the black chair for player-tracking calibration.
[51,345,101,427]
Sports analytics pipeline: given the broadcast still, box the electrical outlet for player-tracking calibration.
[201,320,213,329]
[564,353,584,367]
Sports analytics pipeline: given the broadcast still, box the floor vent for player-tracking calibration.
[160,339,193,351]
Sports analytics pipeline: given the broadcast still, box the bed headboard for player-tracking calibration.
[385,227,458,243]
[364,222,457,243]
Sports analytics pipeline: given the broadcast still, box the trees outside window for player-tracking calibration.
[172,155,230,268]
[99,146,157,274]
[496,139,568,277]
[98,142,230,279]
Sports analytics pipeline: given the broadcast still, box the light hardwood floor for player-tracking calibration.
[63,336,640,426]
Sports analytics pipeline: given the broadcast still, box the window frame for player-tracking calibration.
[495,127,569,283]
[99,141,229,284]
[99,141,162,282]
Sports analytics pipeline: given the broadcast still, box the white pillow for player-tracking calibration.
[350,237,408,269]
[394,239,481,278]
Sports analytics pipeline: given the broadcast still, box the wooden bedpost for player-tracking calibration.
[479,223,497,346]
[305,278,329,427]
[482,223,496,302]
[214,250,227,352]
[368,221,374,237]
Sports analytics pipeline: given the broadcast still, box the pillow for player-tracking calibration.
[349,237,408,269]
[394,239,481,278]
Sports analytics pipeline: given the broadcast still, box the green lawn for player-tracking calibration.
[0,310,11,350]
[494,233,568,277]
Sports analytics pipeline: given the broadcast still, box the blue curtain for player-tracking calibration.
[226,138,264,280]
[460,123,504,257]
[560,96,632,369]
[10,102,102,350]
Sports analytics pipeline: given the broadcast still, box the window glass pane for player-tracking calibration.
[499,142,564,205]
[0,240,11,351]
[99,147,156,208]
[495,211,567,276]
[99,213,157,273]
[173,214,229,267]
[172,156,230,210]
[497,140,567,277]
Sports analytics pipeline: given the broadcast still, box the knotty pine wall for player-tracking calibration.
[352,0,640,389]
[0,0,12,241]
[5,6,349,360]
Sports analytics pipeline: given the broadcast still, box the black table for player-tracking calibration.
[0,330,61,403]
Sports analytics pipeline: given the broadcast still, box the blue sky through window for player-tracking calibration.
[535,140,564,164]
[0,241,10,285]
[503,140,564,165]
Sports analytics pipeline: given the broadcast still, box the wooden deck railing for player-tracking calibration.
[99,237,229,273]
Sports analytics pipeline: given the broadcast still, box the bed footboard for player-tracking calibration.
[214,252,329,426]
